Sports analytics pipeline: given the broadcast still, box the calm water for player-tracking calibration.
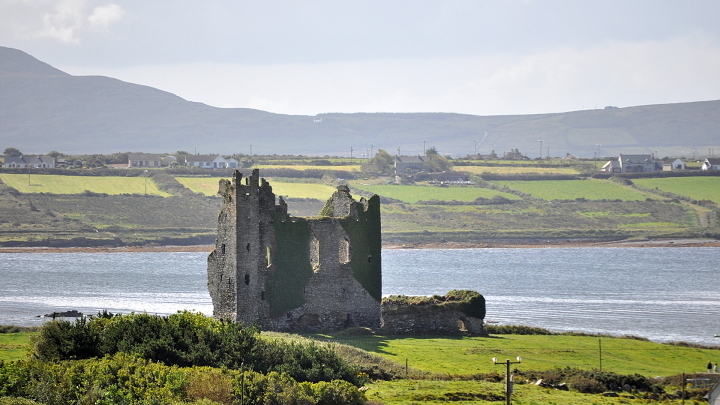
[1,248,718,345]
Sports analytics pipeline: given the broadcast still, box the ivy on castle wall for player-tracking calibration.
[340,195,382,301]
[266,214,314,318]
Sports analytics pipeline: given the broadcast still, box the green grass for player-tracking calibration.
[350,183,520,204]
[366,379,669,405]
[313,334,718,377]
[634,177,720,203]
[176,177,338,199]
[0,332,33,362]
[0,174,170,196]
[460,165,580,175]
[492,179,649,201]
[252,164,362,171]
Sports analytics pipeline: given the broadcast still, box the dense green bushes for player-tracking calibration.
[31,312,360,386]
[0,353,365,404]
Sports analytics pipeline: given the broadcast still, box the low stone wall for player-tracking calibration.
[381,308,485,335]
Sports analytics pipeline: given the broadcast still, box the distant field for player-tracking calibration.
[492,179,649,201]
[252,164,362,172]
[350,183,520,203]
[316,333,716,376]
[458,165,580,175]
[634,177,720,203]
[0,174,171,196]
[177,177,337,199]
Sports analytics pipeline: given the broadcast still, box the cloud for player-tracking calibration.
[87,3,126,30]
[34,0,87,44]
[60,32,720,117]
[0,0,126,45]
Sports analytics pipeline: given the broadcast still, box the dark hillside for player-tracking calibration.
[1,46,718,157]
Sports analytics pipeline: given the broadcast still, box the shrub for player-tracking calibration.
[569,376,605,393]
[30,312,359,385]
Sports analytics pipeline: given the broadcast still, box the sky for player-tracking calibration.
[2,0,720,117]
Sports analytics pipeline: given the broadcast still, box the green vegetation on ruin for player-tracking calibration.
[341,195,383,301]
[268,215,315,318]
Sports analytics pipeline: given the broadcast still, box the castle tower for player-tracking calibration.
[207,170,381,331]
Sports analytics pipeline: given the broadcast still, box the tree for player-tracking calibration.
[361,149,394,175]
[424,146,452,172]
[3,147,22,157]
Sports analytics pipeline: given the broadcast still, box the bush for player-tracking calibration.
[569,376,605,393]
[30,312,359,385]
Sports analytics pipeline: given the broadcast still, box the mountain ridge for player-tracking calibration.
[1,46,718,157]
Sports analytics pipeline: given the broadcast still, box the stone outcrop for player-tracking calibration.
[207,170,381,331]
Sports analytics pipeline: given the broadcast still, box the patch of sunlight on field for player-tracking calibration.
[350,183,520,203]
[634,177,720,204]
[252,164,361,171]
[493,179,648,201]
[177,177,337,199]
[459,165,579,175]
[0,174,171,196]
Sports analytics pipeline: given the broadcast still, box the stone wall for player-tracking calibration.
[380,291,486,336]
[207,170,381,332]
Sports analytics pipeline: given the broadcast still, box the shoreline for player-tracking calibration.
[1,238,719,253]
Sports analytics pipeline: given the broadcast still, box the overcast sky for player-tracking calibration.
[2,0,720,116]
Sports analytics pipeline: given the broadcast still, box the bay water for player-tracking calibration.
[1,247,718,346]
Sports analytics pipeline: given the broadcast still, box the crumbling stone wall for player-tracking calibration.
[380,291,486,335]
[208,170,381,331]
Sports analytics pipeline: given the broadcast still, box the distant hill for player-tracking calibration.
[1,46,719,158]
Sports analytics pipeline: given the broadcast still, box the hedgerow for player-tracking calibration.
[0,353,366,405]
[30,311,360,386]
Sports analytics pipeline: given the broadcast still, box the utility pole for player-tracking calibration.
[493,357,521,405]
[599,339,602,371]
[370,143,374,158]
[538,140,543,159]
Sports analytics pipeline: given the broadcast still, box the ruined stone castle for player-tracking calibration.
[207,169,485,335]
[207,169,382,331]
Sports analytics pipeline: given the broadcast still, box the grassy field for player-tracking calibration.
[0,174,171,196]
[459,166,580,175]
[367,379,664,405]
[0,332,33,362]
[315,334,717,376]
[252,164,362,171]
[177,177,338,199]
[350,183,520,204]
[4,330,715,404]
[492,179,650,201]
[634,177,720,204]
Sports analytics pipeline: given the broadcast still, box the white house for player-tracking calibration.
[702,158,720,171]
[662,158,686,171]
[127,153,164,168]
[618,154,660,173]
[3,155,56,168]
[185,154,238,169]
